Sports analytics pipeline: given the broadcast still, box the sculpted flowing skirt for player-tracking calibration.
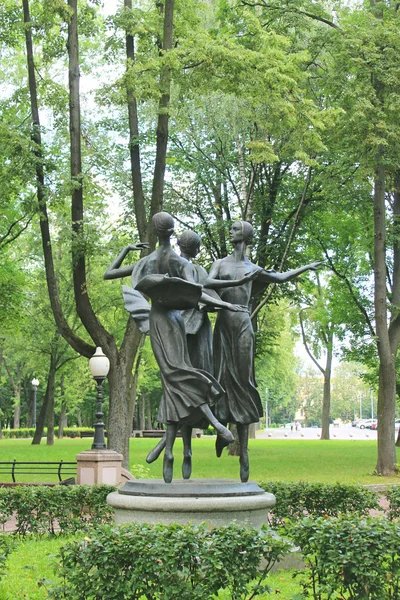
[150,303,223,426]
[213,310,263,425]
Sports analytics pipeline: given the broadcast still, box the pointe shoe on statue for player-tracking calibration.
[215,426,234,457]
[146,437,166,464]
[182,455,192,479]
[240,456,249,483]
[163,455,174,484]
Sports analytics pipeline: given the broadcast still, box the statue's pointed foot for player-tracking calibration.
[215,427,234,457]
[146,435,166,464]
[182,454,192,479]
[163,454,174,483]
[240,456,249,483]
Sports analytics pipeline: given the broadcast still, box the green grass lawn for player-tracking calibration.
[0,536,301,600]
[1,436,399,484]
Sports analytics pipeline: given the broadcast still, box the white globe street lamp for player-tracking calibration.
[88,347,110,450]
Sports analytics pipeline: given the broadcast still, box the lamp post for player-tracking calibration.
[88,347,110,450]
[31,378,39,428]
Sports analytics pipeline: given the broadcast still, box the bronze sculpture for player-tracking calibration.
[105,213,245,483]
[105,214,321,484]
[204,220,322,482]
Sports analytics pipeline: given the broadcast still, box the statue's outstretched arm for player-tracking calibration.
[204,261,262,290]
[257,261,324,284]
[104,243,149,280]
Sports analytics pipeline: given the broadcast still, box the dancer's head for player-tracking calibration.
[177,230,201,259]
[229,220,254,245]
[152,212,174,239]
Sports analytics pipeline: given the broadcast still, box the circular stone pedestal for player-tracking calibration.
[107,479,275,528]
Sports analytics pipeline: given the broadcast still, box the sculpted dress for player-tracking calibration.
[210,259,263,426]
[125,252,224,426]
[213,309,263,425]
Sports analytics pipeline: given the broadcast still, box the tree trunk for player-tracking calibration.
[149,0,175,248]
[22,0,94,359]
[59,401,67,439]
[58,374,66,438]
[321,334,333,440]
[13,403,20,430]
[32,361,55,445]
[46,356,56,445]
[26,385,33,428]
[146,393,152,430]
[127,333,145,435]
[139,392,145,430]
[228,424,240,456]
[374,162,397,474]
[124,0,146,242]
[106,357,132,468]
[248,423,256,439]
[76,408,82,428]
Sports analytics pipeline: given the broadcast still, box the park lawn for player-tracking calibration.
[1,437,400,484]
[138,437,400,484]
[0,535,300,600]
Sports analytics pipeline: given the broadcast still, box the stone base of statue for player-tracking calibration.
[106,479,275,528]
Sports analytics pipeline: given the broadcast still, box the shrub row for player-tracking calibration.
[260,480,380,526]
[48,522,291,599]
[45,516,400,600]
[0,485,116,535]
[385,485,400,520]
[291,516,400,599]
[1,427,94,439]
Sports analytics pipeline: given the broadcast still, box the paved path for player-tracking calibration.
[256,425,378,441]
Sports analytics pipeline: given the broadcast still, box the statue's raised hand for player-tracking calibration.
[309,261,325,271]
[128,242,150,251]
[236,267,263,285]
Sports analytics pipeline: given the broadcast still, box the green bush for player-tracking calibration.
[259,481,379,526]
[0,485,116,535]
[0,427,95,438]
[291,516,400,599]
[0,535,14,581]
[49,522,291,599]
[1,428,45,439]
[385,486,400,520]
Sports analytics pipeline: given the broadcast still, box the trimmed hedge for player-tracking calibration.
[48,522,291,599]
[385,485,400,520]
[1,427,95,438]
[260,481,380,526]
[292,516,400,599]
[0,485,116,535]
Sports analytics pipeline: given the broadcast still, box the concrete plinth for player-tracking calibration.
[76,450,124,486]
[107,479,275,528]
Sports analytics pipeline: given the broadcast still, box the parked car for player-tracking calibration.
[356,419,377,429]
[372,420,400,430]
[371,421,377,430]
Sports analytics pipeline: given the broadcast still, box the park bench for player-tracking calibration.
[0,460,76,486]
[136,429,202,438]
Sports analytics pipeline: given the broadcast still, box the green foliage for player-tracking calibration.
[0,427,95,439]
[385,486,400,521]
[292,516,400,600]
[259,481,379,527]
[49,522,290,599]
[0,535,14,582]
[0,485,115,535]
